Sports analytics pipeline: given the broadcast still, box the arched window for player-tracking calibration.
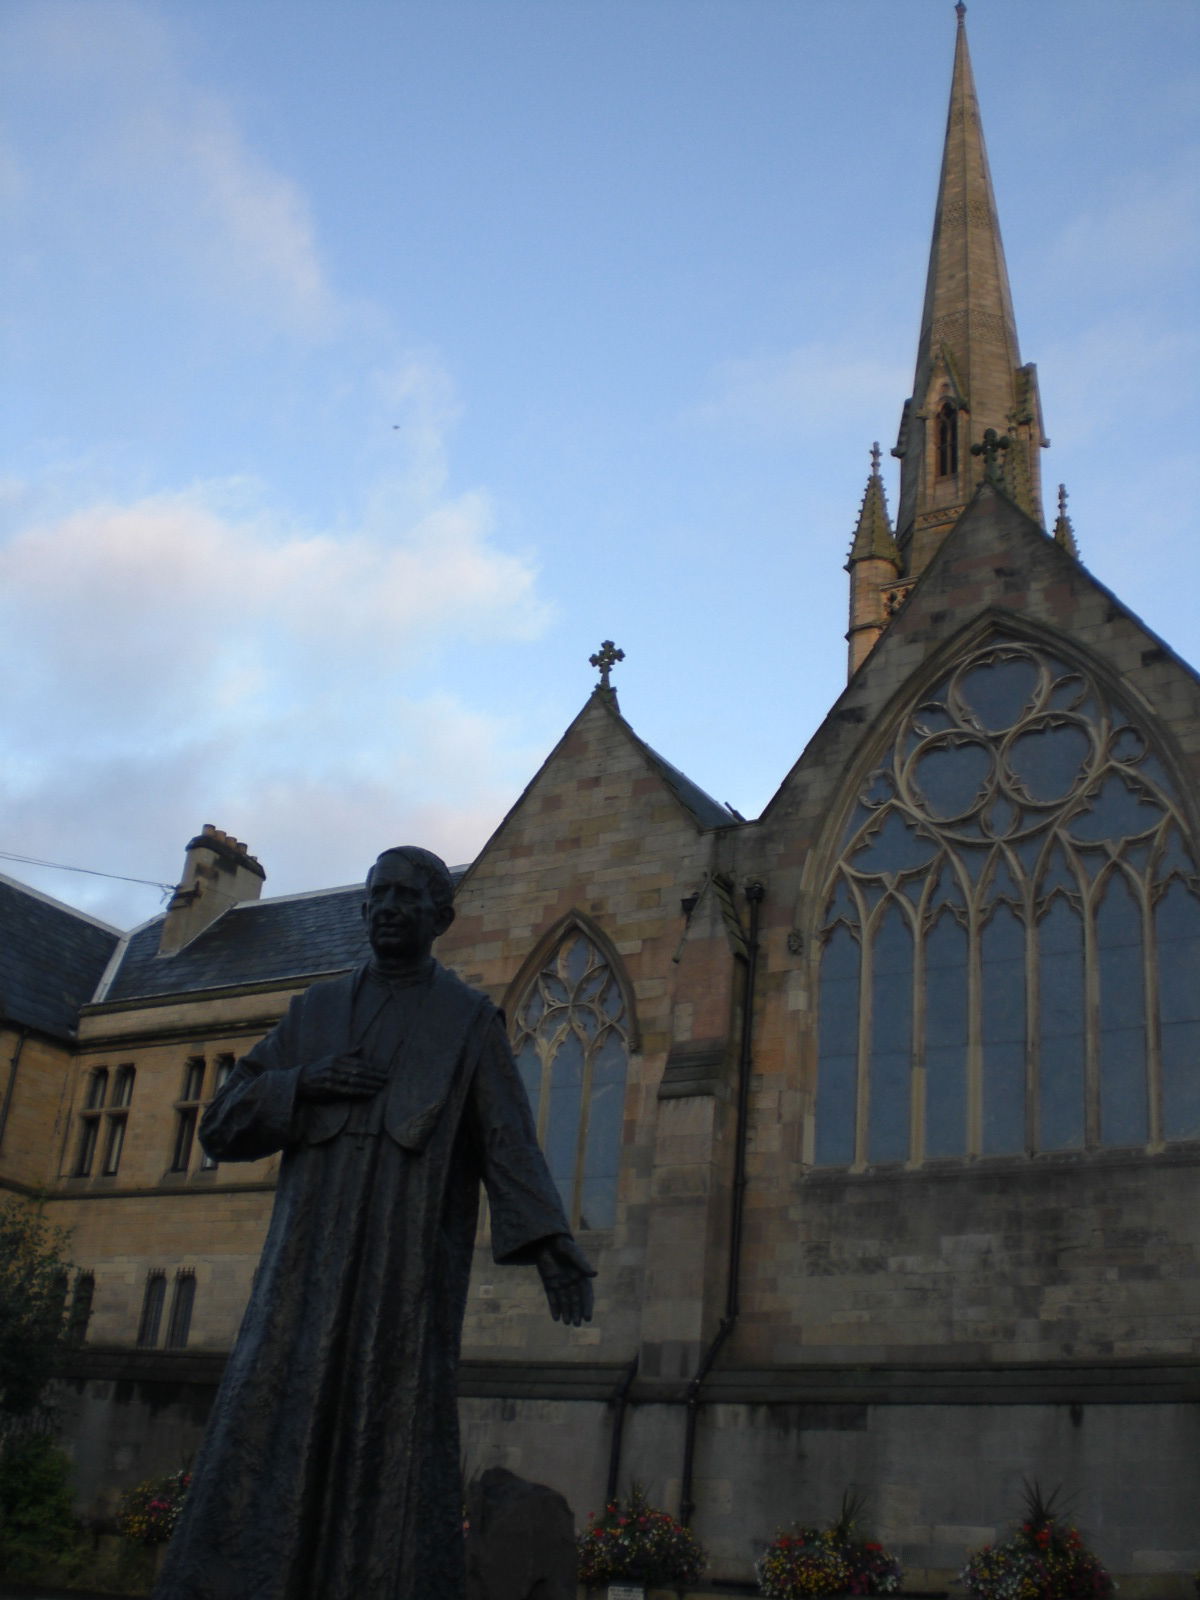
[510,926,629,1230]
[814,638,1200,1165]
[937,401,958,477]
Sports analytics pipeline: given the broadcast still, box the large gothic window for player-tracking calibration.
[814,639,1200,1165]
[511,926,629,1230]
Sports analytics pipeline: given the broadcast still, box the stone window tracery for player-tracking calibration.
[511,927,629,1230]
[814,639,1200,1166]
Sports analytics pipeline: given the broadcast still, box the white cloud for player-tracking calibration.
[687,341,908,441]
[0,360,552,926]
[9,0,337,336]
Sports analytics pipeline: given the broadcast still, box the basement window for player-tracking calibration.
[137,1270,166,1347]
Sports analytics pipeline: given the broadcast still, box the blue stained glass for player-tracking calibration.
[983,796,1019,837]
[1048,673,1087,711]
[867,908,912,1163]
[1037,899,1084,1149]
[913,739,992,819]
[1139,754,1174,795]
[544,1030,584,1186]
[1069,774,1163,843]
[520,988,545,1029]
[985,854,1021,905]
[924,915,967,1156]
[578,966,607,1001]
[580,1079,623,1229]
[542,972,570,1006]
[1008,720,1091,804]
[516,1039,542,1117]
[1155,829,1196,885]
[1155,882,1200,1139]
[600,979,624,1022]
[913,702,956,734]
[960,844,994,882]
[825,878,858,928]
[1039,844,1078,898]
[850,810,937,874]
[840,804,873,849]
[1097,875,1148,1145]
[959,656,1038,732]
[982,908,1026,1153]
[563,937,590,984]
[1111,727,1146,765]
[815,926,861,1165]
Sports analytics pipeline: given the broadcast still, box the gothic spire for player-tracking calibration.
[1053,483,1080,558]
[847,443,900,566]
[892,4,1046,571]
[845,445,902,677]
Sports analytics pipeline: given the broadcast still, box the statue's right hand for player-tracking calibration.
[297,1052,388,1102]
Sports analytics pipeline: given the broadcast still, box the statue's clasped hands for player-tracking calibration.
[298,1051,388,1102]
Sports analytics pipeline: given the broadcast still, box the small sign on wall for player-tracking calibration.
[606,1588,645,1600]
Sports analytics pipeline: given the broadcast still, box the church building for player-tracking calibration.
[3,8,1197,1588]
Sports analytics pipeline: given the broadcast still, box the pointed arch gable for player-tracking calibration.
[503,910,640,1051]
[804,618,1200,1168]
[504,911,635,1232]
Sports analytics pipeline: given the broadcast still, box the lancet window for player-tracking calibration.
[511,926,629,1230]
[937,401,959,477]
[814,639,1200,1166]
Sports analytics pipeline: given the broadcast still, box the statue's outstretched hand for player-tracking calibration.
[536,1235,596,1326]
[298,1052,388,1102]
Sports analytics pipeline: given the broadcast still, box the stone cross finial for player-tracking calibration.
[971,426,1012,486]
[870,441,881,476]
[589,640,625,691]
[1058,483,1069,519]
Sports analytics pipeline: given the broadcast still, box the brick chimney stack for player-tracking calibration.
[158,824,266,957]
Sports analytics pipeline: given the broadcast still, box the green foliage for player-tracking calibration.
[757,1491,902,1598]
[576,1482,707,1587]
[0,1197,72,1419]
[0,1430,84,1580]
[960,1480,1114,1600]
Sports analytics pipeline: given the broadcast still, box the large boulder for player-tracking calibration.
[465,1466,577,1600]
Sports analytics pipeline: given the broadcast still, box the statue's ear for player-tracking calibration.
[433,903,456,937]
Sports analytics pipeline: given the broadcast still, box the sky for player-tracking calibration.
[2,0,1197,931]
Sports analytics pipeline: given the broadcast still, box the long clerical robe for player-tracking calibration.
[154,958,570,1600]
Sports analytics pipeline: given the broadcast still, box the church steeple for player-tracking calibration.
[845,444,901,676]
[892,3,1047,573]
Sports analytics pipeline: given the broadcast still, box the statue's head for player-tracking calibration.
[363,847,456,964]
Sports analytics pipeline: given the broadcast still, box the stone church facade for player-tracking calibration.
[3,10,1197,1588]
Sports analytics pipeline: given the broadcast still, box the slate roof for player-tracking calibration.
[100,886,371,1004]
[633,735,735,831]
[0,874,120,1040]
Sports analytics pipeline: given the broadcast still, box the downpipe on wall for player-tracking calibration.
[678,878,763,1527]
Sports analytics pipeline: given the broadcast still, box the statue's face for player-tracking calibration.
[363,856,449,963]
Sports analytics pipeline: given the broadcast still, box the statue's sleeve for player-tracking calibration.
[469,1014,572,1265]
[198,997,312,1163]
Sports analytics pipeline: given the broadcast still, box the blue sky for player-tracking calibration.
[3,0,1198,928]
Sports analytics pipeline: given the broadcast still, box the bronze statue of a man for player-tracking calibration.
[155,847,594,1600]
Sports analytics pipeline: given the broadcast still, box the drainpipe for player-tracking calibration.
[678,879,764,1526]
[0,1026,28,1150]
[604,1355,639,1502]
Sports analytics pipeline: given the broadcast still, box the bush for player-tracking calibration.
[117,1469,192,1546]
[577,1482,707,1588]
[959,1482,1114,1600]
[757,1491,902,1599]
[0,1430,83,1580]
